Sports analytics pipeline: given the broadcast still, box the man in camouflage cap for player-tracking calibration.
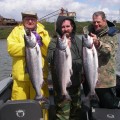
[83,11,120,108]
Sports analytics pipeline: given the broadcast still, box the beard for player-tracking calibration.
[62,32,72,38]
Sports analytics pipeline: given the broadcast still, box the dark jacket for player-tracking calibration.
[47,16,82,87]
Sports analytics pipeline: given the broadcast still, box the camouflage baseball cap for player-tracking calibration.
[21,11,38,19]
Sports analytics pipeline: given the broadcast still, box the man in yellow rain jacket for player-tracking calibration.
[7,11,50,120]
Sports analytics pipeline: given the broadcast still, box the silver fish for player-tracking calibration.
[24,30,43,100]
[54,34,73,101]
[82,35,98,97]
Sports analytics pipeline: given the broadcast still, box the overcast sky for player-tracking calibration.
[0,0,120,22]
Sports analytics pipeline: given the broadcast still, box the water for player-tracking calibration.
[116,34,120,76]
[0,34,120,80]
[0,39,12,80]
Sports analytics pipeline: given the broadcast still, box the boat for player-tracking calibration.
[0,77,55,120]
[1,77,120,120]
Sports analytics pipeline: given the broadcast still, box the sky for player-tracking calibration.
[0,0,120,22]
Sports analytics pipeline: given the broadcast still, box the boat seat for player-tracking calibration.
[0,100,43,120]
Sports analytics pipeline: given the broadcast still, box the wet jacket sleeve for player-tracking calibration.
[7,27,25,57]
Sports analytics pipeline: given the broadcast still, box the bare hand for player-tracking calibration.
[90,33,100,47]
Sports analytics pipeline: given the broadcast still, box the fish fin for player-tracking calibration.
[81,96,91,111]
[67,80,72,87]
[70,69,73,75]
[38,97,50,109]
[65,50,69,58]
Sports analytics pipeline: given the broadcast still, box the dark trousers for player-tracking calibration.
[116,75,120,97]
[95,87,120,109]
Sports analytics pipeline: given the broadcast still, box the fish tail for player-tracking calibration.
[66,95,71,101]
[63,94,71,101]
[35,94,43,101]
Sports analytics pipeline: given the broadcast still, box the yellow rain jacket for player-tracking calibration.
[7,22,50,120]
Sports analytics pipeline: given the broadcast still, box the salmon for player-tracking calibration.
[54,34,73,101]
[24,30,43,101]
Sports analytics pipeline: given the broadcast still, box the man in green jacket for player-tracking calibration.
[47,16,83,120]
[83,11,120,108]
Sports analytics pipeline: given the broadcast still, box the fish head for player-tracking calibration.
[57,34,68,50]
[82,34,93,48]
[24,31,36,48]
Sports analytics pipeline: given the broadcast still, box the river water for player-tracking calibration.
[0,39,12,80]
[0,34,120,81]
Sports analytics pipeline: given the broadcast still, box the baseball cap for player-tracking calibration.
[21,11,38,19]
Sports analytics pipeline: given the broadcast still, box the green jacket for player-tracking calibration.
[47,16,83,88]
[47,35,82,87]
[84,21,118,88]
